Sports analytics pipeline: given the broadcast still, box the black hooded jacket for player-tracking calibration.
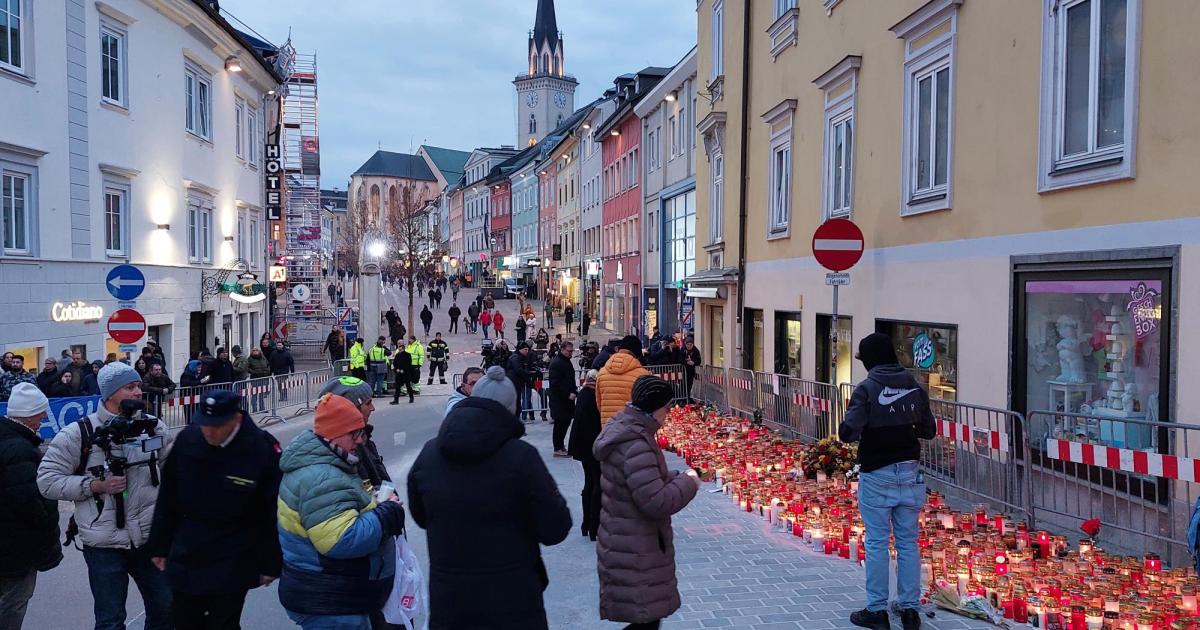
[838,364,937,472]
[407,398,571,630]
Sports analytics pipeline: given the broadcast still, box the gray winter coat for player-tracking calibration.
[37,406,173,549]
[592,404,698,623]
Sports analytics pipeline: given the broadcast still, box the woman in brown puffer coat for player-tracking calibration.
[592,375,700,629]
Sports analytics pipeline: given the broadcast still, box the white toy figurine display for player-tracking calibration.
[1054,315,1087,384]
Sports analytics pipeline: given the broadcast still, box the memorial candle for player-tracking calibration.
[1182,586,1197,613]
[1144,553,1162,573]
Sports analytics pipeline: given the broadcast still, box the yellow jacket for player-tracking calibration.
[406,341,425,366]
[349,342,367,369]
[596,350,650,426]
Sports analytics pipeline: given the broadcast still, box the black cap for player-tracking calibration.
[856,333,899,371]
[191,390,243,427]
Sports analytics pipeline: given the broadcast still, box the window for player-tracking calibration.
[647,210,655,252]
[894,0,959,215]
[185,66,213,140]
[247,107,258,165]
[775,0,797,18]
[101,25,127,105]
[710,153,724,243]
[815,57,860,219]
[711,1,724,79]
[236,213,246,259]
[763,99,795,235]
[103,186,127,256]
[647,129,657,172]
[1039,0,1138,191]
[187,197,213,262]
[2,172,29,254]
[249,214,261,268]
[664,190,696,284]
[668,116,677,158]
[0,0,23,73]
[529,114,537,135]
[235,99,245,158]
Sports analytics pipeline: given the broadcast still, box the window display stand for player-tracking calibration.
[1047,381,1093,414]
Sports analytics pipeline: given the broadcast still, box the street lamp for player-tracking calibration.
[367,240,387,259]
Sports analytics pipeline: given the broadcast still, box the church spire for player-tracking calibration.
[532,0,559,52]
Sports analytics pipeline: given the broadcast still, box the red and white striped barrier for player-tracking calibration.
[166,394,199,408]
[937,417,1008,453]
[1045,438,1196,481]
[283,374,307,389]
[731,376,753,390]
[791,393,833,414]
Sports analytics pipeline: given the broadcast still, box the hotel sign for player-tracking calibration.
[265,140,283,221]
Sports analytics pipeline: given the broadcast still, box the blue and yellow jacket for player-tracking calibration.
[276,429,395,615]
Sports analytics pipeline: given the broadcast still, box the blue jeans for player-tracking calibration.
[857,461,925,612]
[82,545,173,630]
[481,324,490,339]
[369,369,386,395]
[285,610,371,629]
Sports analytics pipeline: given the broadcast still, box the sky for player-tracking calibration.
[220,0,697,190]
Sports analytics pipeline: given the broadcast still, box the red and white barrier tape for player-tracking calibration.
[937,417,1008,453]
[1045,438,1193,480]
[790,394,834,414]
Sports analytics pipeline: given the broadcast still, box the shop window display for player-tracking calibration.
[876,320,958,401]
[1024,279,1164,449]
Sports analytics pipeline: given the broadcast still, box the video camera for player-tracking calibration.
[88,399,163,529]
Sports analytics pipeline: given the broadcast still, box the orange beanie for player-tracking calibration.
[313,393,366,439]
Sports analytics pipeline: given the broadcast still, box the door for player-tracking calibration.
[774,311,802,376]
[816,314,853,385]
[188,312,206,359]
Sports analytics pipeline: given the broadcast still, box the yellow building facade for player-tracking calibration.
[692,0,1195,421]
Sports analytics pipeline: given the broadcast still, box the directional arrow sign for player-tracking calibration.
[106,264,146,301]
[272,321,289,339]
[107,308,146,344]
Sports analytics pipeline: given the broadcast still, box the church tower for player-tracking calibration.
[514,0,578,148]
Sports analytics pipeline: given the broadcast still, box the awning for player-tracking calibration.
[683,267,738,287]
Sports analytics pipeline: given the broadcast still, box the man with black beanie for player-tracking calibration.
[838,332,936,630]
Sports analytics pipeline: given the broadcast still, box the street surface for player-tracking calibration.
[26,290,991,629]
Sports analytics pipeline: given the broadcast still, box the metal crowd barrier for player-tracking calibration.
[694,365,729,414]
[645,364,688,403]
[925,399,1032,527]
[726,367,758,418]
[1026,410,1197,567]
[769,374,841,442]
[151,368,340,429]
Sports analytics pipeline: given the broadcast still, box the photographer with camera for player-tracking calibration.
[37,362,174,630]
[146,390,282,629]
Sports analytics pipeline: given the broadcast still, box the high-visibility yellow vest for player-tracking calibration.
[349,343,366,369]
[368,345,387,363]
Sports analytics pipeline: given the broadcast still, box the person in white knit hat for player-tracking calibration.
[38,361,174,629]
[0,383,62,627]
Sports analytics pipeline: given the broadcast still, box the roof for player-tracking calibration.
[352,150,437,181]
[419,145,471,183]
[532,0,559,51]
[191,2,283,83]
[594,68,672,136]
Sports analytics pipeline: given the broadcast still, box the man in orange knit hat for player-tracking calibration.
[276,394,406,628]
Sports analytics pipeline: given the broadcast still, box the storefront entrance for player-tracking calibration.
[773,311,802,376]
[876,319,958,401]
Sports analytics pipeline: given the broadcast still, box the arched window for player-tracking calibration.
[542,53,550,74]
[557,114,563,128]
[529,114,537,134]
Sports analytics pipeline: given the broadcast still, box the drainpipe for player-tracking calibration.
[734,0,752,369]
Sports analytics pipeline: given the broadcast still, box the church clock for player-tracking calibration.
[526,92,539,108]
[553,91,567,109]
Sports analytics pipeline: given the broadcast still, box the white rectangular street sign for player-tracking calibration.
[825,272,850,286]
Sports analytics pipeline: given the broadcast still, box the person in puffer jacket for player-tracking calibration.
[276,394,406,629]
[596,335,651,426]
[593,375,700,628]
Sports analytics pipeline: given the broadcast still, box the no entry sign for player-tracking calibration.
[107,308,146,344]
[811,219,865,272]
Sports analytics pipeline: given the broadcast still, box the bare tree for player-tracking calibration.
[384,185,443,330]
[337,189,372,275]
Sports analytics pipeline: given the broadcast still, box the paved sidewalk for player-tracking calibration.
[523,418,992,630]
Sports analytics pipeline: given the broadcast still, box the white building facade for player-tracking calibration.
[0,0,281,373]
[461,148,517,279]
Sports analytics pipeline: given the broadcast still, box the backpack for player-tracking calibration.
[62,417,96,549]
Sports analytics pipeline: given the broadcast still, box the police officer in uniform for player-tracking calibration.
[146,390,283,630]
[427,332,449,385]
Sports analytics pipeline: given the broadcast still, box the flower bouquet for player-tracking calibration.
[801,437,857,480]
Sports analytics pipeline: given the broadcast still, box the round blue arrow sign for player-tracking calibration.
[106,264,146,301]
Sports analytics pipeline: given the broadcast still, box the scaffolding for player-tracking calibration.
[278,51,331,348]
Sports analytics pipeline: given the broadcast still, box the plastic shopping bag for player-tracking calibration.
[383,534,428,630]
